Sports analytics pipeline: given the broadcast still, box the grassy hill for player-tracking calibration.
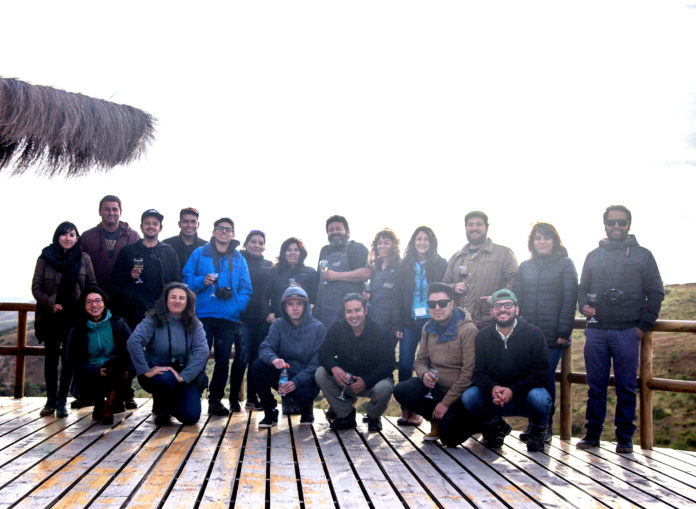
[2,284,695,449]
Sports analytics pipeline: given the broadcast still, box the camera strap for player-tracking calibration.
[599,247,628,293]
[166,321,189,365]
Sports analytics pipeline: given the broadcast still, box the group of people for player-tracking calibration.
[31,197,663,454]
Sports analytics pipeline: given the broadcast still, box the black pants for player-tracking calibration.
[44,330,71,403]
[393,377,480,447]
[250,359,318,412]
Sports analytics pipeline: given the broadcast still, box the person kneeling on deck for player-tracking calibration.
[461,289,551,452]
[252,286,326,428]
[393,283,478,446]
[316,293,395,432]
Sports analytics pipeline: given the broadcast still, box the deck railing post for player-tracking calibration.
[559,343,572,440]
[14,310,27,399]
[639,330,654,450]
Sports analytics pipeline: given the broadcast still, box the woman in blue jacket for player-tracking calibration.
[512,223,578,442]
[127,282,209,425]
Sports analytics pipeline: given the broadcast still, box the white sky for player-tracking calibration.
[1,1,696,301]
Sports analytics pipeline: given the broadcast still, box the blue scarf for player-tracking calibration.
[424,307,465,343]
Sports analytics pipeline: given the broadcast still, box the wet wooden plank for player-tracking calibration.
[234,411,268,508]
[269,413,300,508]
[383,417,502,508]
[90,421,182,508]
[313,411,369,509]
[290,411,334,508]
[198,412,246,509]
[14,405,153,509]
[0,404,47,434]
[642,447,696,474]
[162,415,228,509]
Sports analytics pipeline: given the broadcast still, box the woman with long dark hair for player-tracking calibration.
[264,237,318,322]
[67,287,133,424]
[364,228,401,331]
[32,221,96,418]
[394,226,447,425]
[127,282,209,425]
[512,222,578,442]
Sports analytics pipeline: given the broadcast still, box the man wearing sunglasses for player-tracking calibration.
[461,289,551,452]
[576,205,663,453]
[393,282,478,446]
[183,217,252,416]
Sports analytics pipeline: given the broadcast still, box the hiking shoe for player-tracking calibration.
[245,399,263,411]
[208,401,230,416]
[71,398,93,409]
[576,435,600,450]
[56,401,68,418]
[325,407,338,421]
[229,401,242,413]
[367,417,382,432]
[124,398,138,410]
[300,407,315,426]
[423,421,440,442]
[40,405,56,417]
[544,425,553,444]
[330,409,357,431]
[616,439,633,453]
[154,412,171,426]
[482,419,511,449]
[259,409,279,429]
[526,425,546,452]
[519,424,531,442]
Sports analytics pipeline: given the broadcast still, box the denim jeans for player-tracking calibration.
[547,347,565,426]
[583,327,640,441]
[461,385,551,428]
[202,317,247,404]
[398,318,427,383]
[138,371,202,424]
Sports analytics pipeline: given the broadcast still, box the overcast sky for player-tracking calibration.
[1,1,695,301]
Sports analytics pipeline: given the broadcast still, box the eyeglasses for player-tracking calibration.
[492,302,515,310]
[427,299,451,309]
[85,298,103,305]
[215,226,234,233]
[605,219,628,227]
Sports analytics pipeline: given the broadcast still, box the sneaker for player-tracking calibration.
[300,407,315,426]
[124,398,138,410]
[519,424,531,442]
[576,435,600,450]
[154,412,171,426]
[544,425,553,444]
[56,401,68,418]
[616,439,633,453]
[208,401,230,416]
[229,401,242,413]
[71,398,93,409]
[259,409,279,428]
[423,421,440,441]
[526,425,546,452]
[245,399,263,410]
[330,409,357,431]
[40,405,56,417]
[482,419,511,449]
[367,417,382,432]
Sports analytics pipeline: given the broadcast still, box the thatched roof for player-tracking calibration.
[0,77,156,177]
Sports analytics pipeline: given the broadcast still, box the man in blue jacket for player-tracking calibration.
[183,217,252,416]
[577,205,664,453]
[252,286,326,428]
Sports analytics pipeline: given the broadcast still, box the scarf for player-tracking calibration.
[40,242,83,311]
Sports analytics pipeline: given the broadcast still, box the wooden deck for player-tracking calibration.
[1,398,695,508]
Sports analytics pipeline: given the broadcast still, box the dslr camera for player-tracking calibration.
[603,288,624,305]
[170,355,187,373]
[215,286,233,300]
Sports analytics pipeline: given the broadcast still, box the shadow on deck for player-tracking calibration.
[0,397,695,508]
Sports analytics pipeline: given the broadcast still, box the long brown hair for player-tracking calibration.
[368,228,401,269]
[149,282,199,332]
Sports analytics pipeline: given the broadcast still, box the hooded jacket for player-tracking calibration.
[80,222,140,288]
[183,239,252,322]
[258,286,326,388]
[578,235,664,331]
[67,313,133,376]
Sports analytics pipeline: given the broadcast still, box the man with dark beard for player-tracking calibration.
[576,205,663,453]
[461,289,551,452]
[313,215,370,329]
[444,211,518,328]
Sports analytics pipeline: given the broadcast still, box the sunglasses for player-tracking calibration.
[605,219,629,227]
[492,302,515,310]
[427,299,451,309]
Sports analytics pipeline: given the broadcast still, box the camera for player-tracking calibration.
[215,286,233,300]
[603,288,624,305]
[170,355,186,372]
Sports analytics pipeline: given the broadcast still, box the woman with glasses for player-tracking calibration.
[67,287,133,424]
[393,226,447,426]
[127,282,209,425]
[32,221,97,418]
[363,229,401,332]
[512,222,577,442]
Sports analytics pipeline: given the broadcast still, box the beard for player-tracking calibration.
[466,233,486,246]
[494,315,516,328]
[329,234,348,248]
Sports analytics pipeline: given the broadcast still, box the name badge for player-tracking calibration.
[414,307,428,317]
[383,283,394,289]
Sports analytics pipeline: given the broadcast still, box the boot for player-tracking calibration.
[519,424,531,442]
[102,390,117,425]
[481,418,511,449]
[526,424,546,452]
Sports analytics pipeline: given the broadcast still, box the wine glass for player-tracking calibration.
[587,293,599,324]
[337,373,355,401]
[210,273,219,298]
[458,265,469,280]
[424,369,439,399]
[133,258,144,284]
[319,260,329,285]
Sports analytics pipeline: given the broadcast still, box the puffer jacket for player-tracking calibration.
[512,249,578,348]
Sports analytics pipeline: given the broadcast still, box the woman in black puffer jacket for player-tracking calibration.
[512,223,577,442]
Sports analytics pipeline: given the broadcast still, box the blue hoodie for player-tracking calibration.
[258,286,326,387]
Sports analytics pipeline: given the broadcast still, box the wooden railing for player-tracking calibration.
[2,302,695,450]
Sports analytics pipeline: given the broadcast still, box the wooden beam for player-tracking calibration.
[639,331,653,450]
[559,345,572,441]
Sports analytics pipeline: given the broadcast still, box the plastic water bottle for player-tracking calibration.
[278,367,289,389]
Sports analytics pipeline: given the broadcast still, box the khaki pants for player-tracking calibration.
[315,366,394,420]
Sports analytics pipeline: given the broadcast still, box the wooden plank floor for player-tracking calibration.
[1,398,695,508]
